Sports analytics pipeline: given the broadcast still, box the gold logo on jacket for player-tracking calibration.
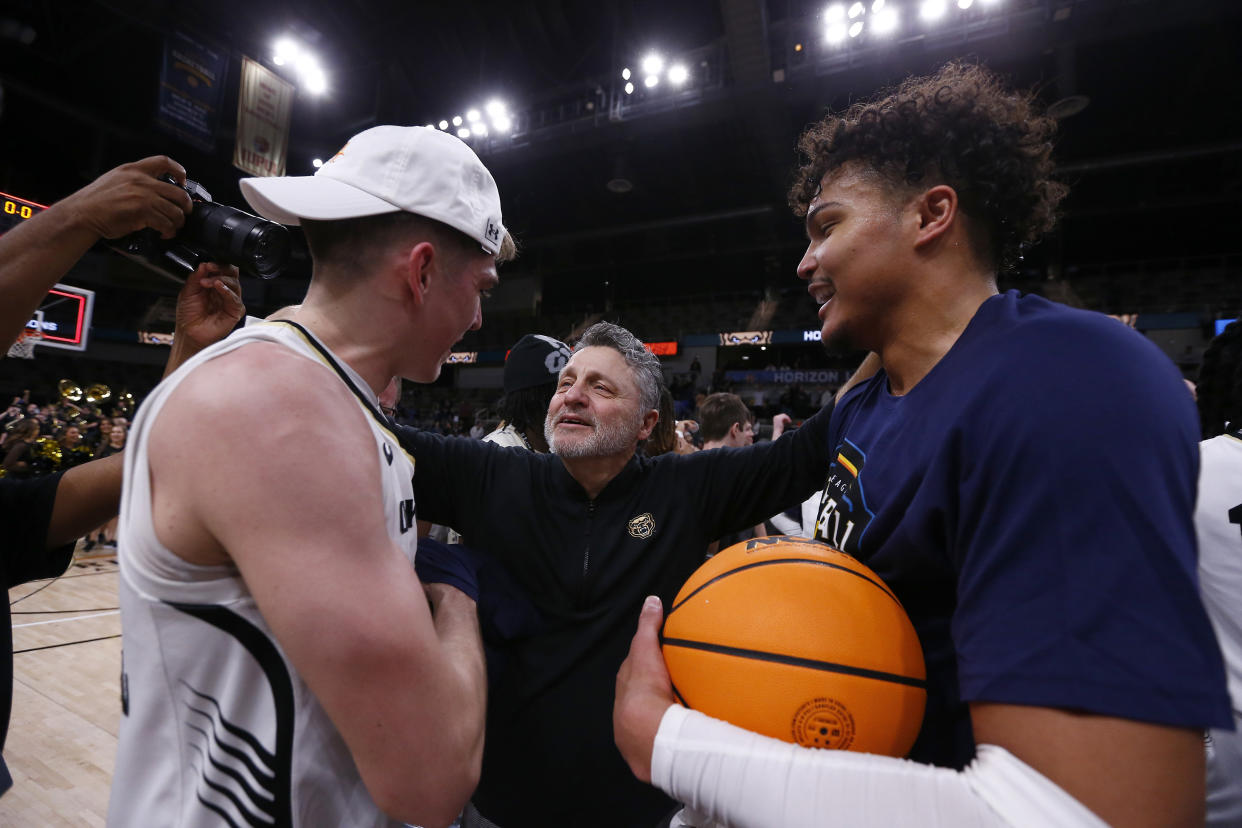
[627,513,655,539]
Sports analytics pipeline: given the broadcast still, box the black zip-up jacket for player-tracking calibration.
[397,403,831,828]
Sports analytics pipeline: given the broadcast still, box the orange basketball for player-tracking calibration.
[662,536,926,756]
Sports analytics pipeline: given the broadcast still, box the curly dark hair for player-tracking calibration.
[789,61,1068,272]
[1196,320,1242,439]
[501,382,558,436]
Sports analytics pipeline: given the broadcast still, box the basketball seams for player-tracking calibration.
[662,636,927,689]
[668,557,900,616]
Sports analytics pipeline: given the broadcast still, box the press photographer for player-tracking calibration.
[0,154,244,796]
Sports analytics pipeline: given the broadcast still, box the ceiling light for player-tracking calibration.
[485,99,506,117]
[438,120,449,130]
[312,158,323,168]
[644,74,659,88]
[668,64,689,85]
[873,7,899,33]
[848,20,864,36]
[825,22,849,43]
[457,127,471,139]
[273,38,298,63]
[466,109,481,122]
[452,115,463,126]
[871,0,886,9]
[303,70,327,95]
[957,0,974,7]
[621,67,631,81]
[624,81,635,95]
[493,115,512,132]
[920,0,948,20]
[848,2,865,18]
[825,3,846,21]
[641,53,664,75]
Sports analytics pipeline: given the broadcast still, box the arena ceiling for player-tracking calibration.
[0,0,1238,316]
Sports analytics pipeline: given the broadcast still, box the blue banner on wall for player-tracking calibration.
[156,32,229,152]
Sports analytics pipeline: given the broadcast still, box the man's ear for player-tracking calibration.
[912,184,958,251]
[636,408,660,442]
[728,421,744,443]
[405,241,436,305]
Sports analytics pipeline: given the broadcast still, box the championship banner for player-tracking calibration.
[234,57,295,177]
[156,32,228,152]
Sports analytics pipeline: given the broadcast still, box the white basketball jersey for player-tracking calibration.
[109,321,416,828]
[1197,432,1242,826]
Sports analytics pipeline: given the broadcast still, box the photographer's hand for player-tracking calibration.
[59,156,193,241]
[0,156,195,348]
[164,263,245,377]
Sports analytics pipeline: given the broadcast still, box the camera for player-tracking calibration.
[110,175,290,280]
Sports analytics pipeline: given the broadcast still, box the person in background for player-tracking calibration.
[1192,319,1242,826]
[0,154,245,796]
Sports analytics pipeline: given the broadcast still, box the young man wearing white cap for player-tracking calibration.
[110,126,515,828]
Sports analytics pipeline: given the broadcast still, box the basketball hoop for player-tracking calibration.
[6,329,41,359]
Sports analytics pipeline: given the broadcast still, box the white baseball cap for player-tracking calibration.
[240,125,506,255]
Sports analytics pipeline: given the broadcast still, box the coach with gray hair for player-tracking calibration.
[398,321,837,828]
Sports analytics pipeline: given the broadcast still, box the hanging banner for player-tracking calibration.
[234,57,295,177]
[156,32,228,152]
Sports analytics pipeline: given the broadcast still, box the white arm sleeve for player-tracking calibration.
[651,706,1107,828]
[766,511,804,536]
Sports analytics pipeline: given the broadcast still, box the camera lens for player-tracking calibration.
[187,202,290,279]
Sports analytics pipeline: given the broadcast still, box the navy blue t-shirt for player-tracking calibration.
[811,290,1232,769]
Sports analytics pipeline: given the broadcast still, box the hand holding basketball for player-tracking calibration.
[614,595,679,784]
[661,537,926,756]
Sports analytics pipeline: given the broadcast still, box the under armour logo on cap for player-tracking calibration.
[486,220,501,243]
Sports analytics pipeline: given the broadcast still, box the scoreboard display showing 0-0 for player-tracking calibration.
[0,191,47,234]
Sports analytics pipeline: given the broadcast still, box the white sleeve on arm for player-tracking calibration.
[652,706,1107,828]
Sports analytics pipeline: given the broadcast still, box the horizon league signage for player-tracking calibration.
[724,369,852,385]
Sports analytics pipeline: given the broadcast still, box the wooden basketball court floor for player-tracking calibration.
[2,548,121,826]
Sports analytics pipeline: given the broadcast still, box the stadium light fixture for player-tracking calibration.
[438,120,449,130]
[624,81,635,95]
[920,0,948,21]
[871,0,886,10]
[825,22,849,43]
[644,74,659,88]
[466,109,481,122]
[273,38,298,66]
[848,20,864,36]
[848,2,865,18]
[957,0,974,7]
[457,127,471,139]
[641,53,665,75]
[873,6,900,33]
[452,115,463,126]
[312,158,323,168]
[621,67,631,81]
[668,63,689,85]
[825,3,846,22]
[493,115,512,132]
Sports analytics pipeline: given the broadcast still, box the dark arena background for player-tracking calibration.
[0,0,1238,427]
[0,0,1240,822]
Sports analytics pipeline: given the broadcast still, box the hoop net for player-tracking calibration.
[6,329,40,359]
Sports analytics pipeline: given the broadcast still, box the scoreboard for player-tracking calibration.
[1,190,95,352]
[0,190,46,234]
